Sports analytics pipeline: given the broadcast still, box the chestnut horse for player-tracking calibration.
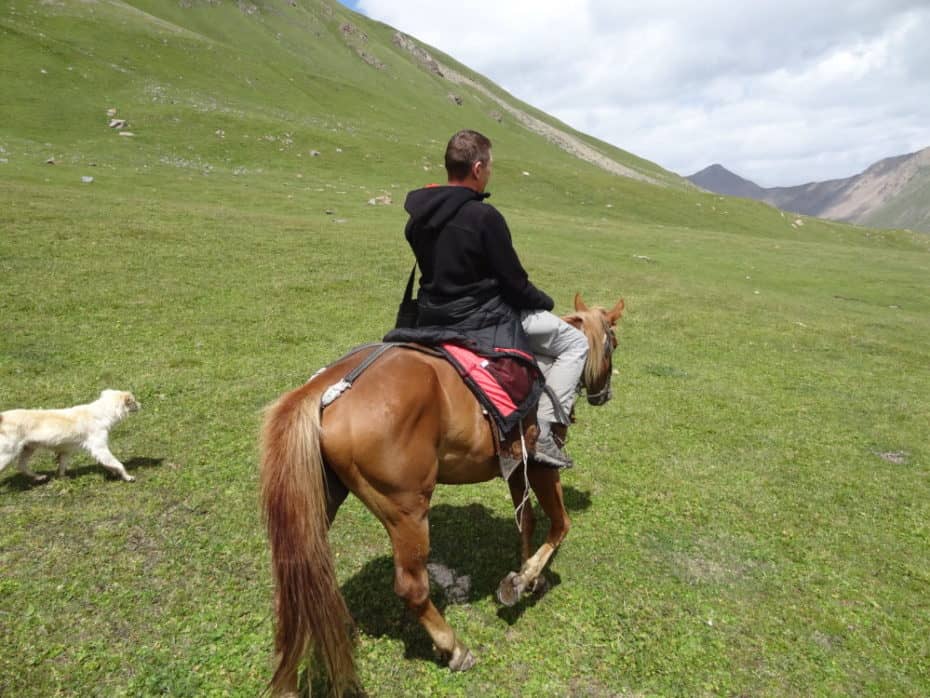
[260,294,624,695]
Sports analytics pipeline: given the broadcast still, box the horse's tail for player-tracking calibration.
[260,387,356,696]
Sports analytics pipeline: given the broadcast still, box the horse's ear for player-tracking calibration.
[574,293,589,312]
[607,298,625,325]
[563,314,584,329]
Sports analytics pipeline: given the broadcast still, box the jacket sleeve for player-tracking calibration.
[481,206,554,311]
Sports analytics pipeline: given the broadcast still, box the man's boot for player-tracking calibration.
[499,421,539,480]
[532,423,574,469]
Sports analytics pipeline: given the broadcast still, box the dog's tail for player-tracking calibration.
[260,385,357,696]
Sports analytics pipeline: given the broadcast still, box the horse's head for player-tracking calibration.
[563,293,625,406]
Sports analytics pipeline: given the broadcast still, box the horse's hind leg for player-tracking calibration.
[497,466,570,607]
[387,509,476,671]
[323,462,349,524]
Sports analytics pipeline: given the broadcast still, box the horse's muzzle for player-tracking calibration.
[587,389,612,406]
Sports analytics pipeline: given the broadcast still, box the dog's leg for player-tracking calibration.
[16,446,49,482]
[57,451,72,478]
[87,442,135,482]
[0,446,15,474]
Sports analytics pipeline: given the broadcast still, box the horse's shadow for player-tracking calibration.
[340,485,592,662]
[0,456,164,491]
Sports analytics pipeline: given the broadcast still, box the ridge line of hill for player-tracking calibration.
[391,31,661,185]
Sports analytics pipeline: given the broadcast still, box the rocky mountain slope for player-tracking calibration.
[687,148,930,232]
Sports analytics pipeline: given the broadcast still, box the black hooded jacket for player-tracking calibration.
[403,185,554,311]
[385,185,552,357]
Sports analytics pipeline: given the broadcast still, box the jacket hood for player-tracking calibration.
[404,186,490,235]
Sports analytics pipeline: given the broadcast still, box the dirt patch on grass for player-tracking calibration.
[876,450,908,465]
[427,561,471,604]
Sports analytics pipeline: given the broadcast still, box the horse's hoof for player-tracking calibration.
[528,575,550,597]
[496,571,523,607]
[448,645,477,672]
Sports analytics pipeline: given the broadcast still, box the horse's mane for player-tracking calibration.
[570,307,612,389]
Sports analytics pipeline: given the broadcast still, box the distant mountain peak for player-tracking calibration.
[685,148,930,232]
[686,164,765,199]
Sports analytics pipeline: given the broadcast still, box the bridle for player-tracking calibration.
[582,319,616,406]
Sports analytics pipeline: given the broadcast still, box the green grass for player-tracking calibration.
[2,1,930,696]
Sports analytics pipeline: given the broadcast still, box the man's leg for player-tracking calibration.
[521,310,588,467]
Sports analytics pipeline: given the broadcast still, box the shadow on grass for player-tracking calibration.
[563,484,592,512]
[340,485,592,664]
[0,456,164,491]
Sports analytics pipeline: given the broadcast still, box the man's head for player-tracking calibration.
[445,129,492,192]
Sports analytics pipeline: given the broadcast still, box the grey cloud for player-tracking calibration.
[356,0,930,185]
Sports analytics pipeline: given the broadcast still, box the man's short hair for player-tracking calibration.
[445,129,492,180]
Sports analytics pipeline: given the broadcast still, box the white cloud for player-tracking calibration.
[355,1,930,186]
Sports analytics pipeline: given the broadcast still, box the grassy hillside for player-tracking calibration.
[2,1,929,696]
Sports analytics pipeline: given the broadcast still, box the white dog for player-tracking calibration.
[0,389,141,483]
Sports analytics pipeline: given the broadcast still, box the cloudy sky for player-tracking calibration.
[339,0,930,187]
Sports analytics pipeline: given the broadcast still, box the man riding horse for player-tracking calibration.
[386,129,588,468]
[259,129,625,696]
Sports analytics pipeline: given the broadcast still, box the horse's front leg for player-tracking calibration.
[497,465,570,607]
[497,468,537,606]
[509,468,537,562]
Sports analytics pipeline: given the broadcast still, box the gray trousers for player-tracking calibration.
[521,309,588,427]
